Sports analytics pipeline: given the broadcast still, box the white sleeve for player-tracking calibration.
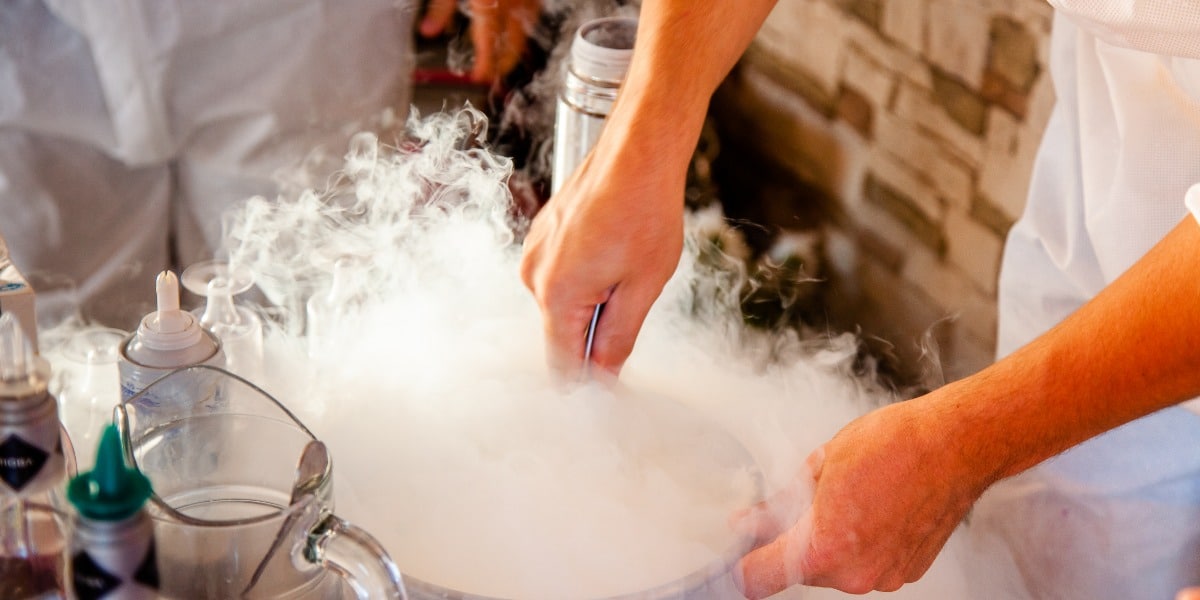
[1186,184,1200,226]
[1049,0,1200,58]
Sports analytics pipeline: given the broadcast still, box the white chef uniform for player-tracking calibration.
[970,2,1200,598]
[0,0,413,328]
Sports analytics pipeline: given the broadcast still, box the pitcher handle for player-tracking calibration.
[309,514,407,600]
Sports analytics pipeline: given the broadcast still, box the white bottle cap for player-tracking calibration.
[570,17,637,84]
[136,271,203,352]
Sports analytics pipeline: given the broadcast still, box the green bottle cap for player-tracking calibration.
[67,425,153,521]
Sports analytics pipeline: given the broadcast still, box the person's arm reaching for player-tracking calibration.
[520,0,779,377]
[420,0,541,83]
[736,216,1200,597]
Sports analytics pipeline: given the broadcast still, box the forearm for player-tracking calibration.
[596,0,779,184]
[942,217,1200,485]
[520,0,777,374]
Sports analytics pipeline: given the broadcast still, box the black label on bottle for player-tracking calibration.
[0,434,48,492]
[71,551,121,600]
[132,540,159,589]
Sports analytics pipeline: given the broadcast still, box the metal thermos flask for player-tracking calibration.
[552,16,638,194]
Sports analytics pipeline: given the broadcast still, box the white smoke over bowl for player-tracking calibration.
[204,103,986,599]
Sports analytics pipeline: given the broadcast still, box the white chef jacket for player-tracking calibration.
[0,0,413,328]
[969,2,1200,598]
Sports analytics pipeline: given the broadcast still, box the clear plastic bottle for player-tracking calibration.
[118,271,224,403]
[552,16,638,195]
[0,313,75,599]
[66,424,157,600]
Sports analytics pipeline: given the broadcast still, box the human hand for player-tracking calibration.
[1178,588,1200,600]
[735,397,992,597]
[419,0,540,83]
[520,133,686,378]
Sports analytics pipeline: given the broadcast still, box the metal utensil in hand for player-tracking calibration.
[582,303,604,381]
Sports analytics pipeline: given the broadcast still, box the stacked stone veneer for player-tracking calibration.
[712,0,1056,383]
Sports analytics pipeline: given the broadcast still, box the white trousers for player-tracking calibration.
[0,0,413,328]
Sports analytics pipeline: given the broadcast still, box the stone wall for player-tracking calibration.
[710,0,1057,384]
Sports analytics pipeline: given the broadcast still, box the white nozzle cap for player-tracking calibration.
[0,313,30,383]
[0,312,48,397]
[571,17,637,84]
[137,271,203,352]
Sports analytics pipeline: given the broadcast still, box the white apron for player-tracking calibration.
[971,3,1200,598]
[0,0,413,327]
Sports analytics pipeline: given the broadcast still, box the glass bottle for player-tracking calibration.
[66,424,158,600]
[0,314,76,599]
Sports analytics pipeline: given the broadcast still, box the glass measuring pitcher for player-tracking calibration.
[113,365,406,599]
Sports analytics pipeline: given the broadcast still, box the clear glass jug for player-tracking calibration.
[114,365,406,599]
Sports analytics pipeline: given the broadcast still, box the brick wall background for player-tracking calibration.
[709,0,1057,384]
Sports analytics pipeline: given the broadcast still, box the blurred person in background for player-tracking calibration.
[521,0,1200,598]
[0,0,535,330]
